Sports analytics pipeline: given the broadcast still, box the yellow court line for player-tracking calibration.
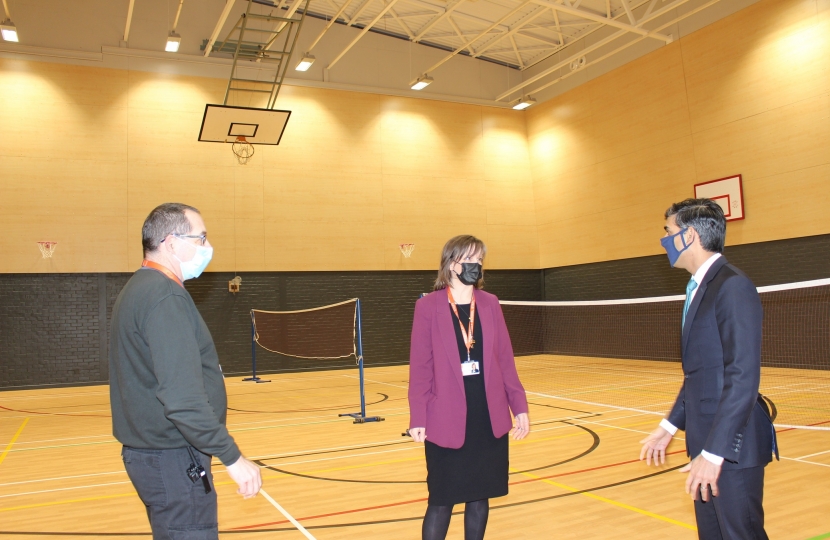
[511,467,696,531]
[0,417,30,467]
[0,492,136,513]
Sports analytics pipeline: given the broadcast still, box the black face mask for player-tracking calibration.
[456,263,482,286]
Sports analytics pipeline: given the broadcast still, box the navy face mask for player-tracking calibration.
[456,263,482,286]
[660,228,691,267]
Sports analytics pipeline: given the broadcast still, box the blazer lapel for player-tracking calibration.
[436,291,466,395]
[682,256,728,354]
[476,290,496,383]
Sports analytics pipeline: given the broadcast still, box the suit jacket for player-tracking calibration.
[667,256,777,469]
[408,288,529,449]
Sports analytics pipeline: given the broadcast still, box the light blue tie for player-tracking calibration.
[682,277,698,328]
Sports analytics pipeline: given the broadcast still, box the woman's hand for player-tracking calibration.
[511,413,530,440]
[410,427,427,443]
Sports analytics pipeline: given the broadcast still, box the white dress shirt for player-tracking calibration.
[661,253,724,466]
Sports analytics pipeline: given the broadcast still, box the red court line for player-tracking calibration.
[776,420,830,434]
[234,449,688,530]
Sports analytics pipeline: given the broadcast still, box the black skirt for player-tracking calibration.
[424,303,509,506]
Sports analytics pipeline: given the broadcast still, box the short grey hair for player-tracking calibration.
[665,198,726,253]
[142,203,200,255]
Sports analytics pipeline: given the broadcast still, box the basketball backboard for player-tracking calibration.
[694,175,745,221]
[198,104,291,145]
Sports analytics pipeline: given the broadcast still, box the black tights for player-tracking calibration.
[422,499,489,540]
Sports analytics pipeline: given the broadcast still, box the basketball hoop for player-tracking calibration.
[37,241,57,259]
[399,243,415,258]
[231,136,255,165]
[229,276,242,293]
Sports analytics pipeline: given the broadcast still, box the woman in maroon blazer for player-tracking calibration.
[409,235,530,540]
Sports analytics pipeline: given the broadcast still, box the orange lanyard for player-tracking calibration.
[141,260,184,289]
[447,288,476,362]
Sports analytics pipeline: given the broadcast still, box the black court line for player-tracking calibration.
[255,422,600,484]
[227,393,390,414]
[0,465,686,536]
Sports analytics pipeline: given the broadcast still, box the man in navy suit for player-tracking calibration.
[639,198,777,539]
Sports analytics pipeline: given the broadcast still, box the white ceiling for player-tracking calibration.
[0,0,758,106]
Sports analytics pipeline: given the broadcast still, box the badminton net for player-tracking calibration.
[251,298,358,362]
[501,278,830,430]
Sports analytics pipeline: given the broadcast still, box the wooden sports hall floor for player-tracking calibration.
[1,356,828,539]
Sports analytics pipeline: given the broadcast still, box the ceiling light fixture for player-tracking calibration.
[410,75,433,91]
[165,0,184,52]
[165,32,181,52]
[1,19,18,42]
[295,53,315,71]
[511,96,536,110]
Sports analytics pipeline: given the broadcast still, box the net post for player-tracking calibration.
[338,298,384,424]
[357,299,367,418]
[243,310,270,383]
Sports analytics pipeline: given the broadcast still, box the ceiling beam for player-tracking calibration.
[348,0,374,26]
[204,0,236,57]
[123,0,136,42]
[509,35,524,68]
[264,0,304,51]
[389,7,415,38]
[497,0,695,100]
[472,6,549,59]
[306,0,356,51]
[531,0,672,43]
[328,0,402,69]
[412,0,467,42]
[418,0,534,76]
[527,0,722,96]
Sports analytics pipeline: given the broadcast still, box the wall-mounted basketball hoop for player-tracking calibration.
[400,244,415,258]
[37,241,57,259]
[229,276,242,293]
[231,136,255,165]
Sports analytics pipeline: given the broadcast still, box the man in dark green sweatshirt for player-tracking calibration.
[110,203,261,539]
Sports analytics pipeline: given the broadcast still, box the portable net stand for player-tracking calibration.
[248,298,383,424]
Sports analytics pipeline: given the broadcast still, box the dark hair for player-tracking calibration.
[665,198,725,253]
[142,203,200,255]
[433,235,487,291]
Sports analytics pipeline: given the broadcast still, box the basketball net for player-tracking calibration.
[232,136,255,165]
[399,244,415,258]
[38,241,57,259]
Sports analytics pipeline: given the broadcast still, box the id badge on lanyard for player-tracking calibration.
[461,360,480,376]
[448,288,480,377]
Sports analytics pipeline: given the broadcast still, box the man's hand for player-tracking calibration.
[639,426,673,465]
[511,413,530,440]
[226,456,262,499]
[680,454,721,501]
[409,427,426,443]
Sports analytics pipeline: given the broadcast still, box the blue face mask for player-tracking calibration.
[660,228,691,267]
[175,244,213,280]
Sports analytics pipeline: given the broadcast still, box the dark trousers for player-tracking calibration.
[122,446,218,540]
[694,465,768,540]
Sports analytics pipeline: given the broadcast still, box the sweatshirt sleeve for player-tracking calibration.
[144,294,241,465]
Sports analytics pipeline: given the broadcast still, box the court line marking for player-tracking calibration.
[780,456,830,468]
[510,467,697,531]
[526,391,665,416]
[0,470,126,488]
[794,449,830,460]
[259,489,317,540]
[342,374,408,390]
[0,480,133,499]
[805,532,830,540]
[0,418,29,467]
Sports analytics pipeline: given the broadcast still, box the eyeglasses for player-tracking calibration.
[172,233,208,246]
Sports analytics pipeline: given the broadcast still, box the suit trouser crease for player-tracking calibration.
[693,465,767,540]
